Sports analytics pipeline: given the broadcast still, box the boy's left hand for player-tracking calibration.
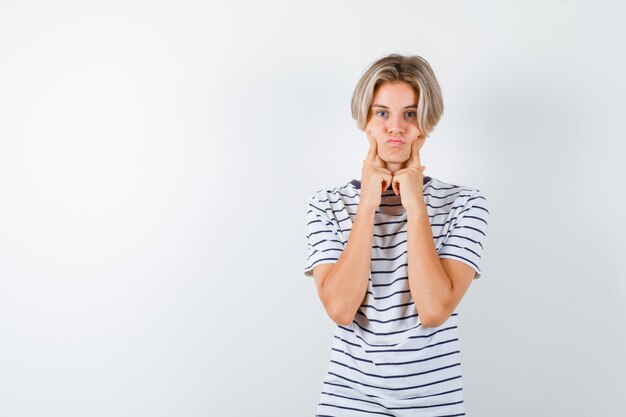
[391,136,427,212]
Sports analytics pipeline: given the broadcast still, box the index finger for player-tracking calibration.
[409,136,422,167]
[366,135,377,163]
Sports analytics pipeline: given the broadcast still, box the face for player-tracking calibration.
[364,81,424,172]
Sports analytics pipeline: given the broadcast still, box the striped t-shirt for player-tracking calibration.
[304,175,489,417]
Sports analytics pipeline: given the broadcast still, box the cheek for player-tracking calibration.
[365,121,379,137]
[410,124,422,135]
[366,117,383,128]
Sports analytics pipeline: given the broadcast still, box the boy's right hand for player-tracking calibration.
[360,135,393,211]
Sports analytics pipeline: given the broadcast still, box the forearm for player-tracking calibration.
[406,204,453,327]
[322,204,376,325]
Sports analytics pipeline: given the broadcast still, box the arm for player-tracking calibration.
[392,138,486,328]
[313,204,376,326]
[406,204,475,327]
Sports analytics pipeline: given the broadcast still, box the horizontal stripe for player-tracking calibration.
[441,234,484,248]
[369,276,408,288]
[338,324,456,343]
[371,262,410,274]
[323,380,464,401]
[357,307,414,320]
[306,257,339,271]
[437,253,480,272]
[320,391,387,410]
[350,319,421,337]
[340,330,460,352]
[331,346,460,367]
[320,391,464,411]
[330,359,461,379]
[439,243,481,259]
[318,402,394,417]
[327,371,463,392]
[365,339,460,358]
[358,301,413,312]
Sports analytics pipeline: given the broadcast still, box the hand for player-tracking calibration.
[390,136,427,212]
[360,135,393,210]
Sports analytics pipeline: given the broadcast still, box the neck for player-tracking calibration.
[384,160,409,174]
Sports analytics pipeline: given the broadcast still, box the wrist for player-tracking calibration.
[356,204,377,218]
[406,201,428,218]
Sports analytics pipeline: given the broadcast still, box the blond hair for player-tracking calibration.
[351,53,444,136]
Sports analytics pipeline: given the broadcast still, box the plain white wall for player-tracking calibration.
[1,0,625,416]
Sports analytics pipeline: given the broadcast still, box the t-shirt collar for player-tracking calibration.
[350,175,432,190]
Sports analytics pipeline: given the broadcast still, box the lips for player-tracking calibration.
[387,138,405,144]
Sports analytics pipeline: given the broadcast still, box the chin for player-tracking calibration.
[385,156,407,162]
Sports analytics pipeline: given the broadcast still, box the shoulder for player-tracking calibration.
[307,179,359,208]
[426,176,488,211]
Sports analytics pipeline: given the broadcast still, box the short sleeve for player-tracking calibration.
[438,189,490,279]
[303,192,345,277]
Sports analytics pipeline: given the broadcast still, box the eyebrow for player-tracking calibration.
[371,104,417,109]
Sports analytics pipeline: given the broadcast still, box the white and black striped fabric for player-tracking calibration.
[304,175,489,417]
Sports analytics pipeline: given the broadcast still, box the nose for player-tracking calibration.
[387,113,406,135]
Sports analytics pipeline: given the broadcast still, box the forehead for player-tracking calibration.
[372,81,418,106]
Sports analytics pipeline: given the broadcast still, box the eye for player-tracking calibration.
[376,110,388,118]
[405,111,416,118]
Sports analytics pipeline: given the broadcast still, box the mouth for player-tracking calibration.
[386,138,405,145]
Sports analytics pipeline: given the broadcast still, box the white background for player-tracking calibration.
[1,1,625,416]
